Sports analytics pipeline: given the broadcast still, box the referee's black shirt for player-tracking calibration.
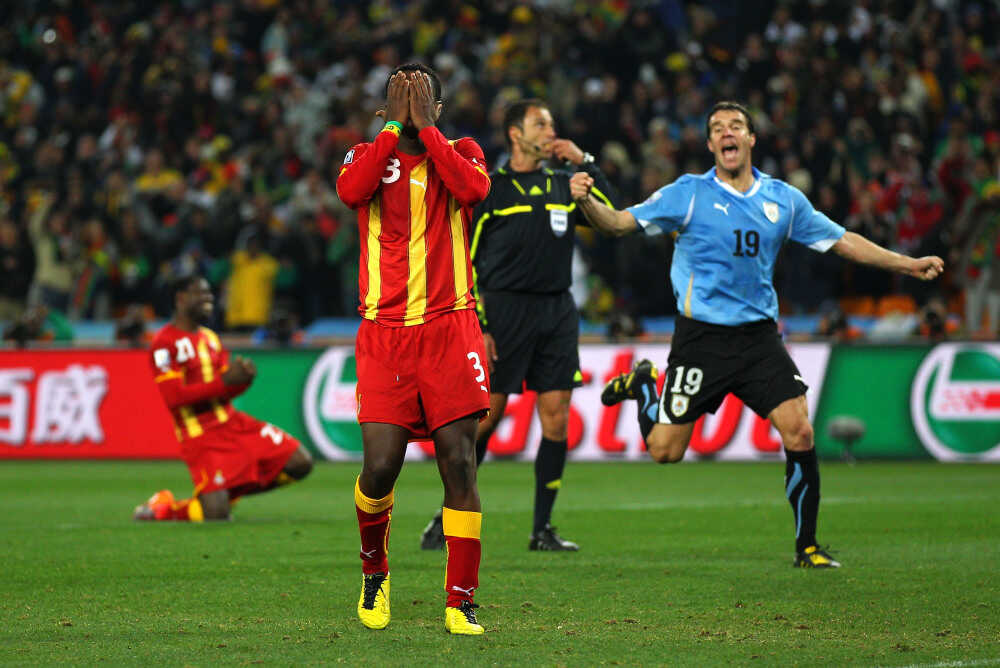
[470,160,617,303]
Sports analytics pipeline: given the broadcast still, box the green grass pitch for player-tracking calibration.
[1,460,997,666]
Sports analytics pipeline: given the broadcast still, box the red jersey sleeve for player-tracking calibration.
[418,127,490,206]
[335,130,400,209]
[150,332,227,409]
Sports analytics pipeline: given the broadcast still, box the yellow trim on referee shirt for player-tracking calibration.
[493,205,532,216]
[590,185,613,207]
[442,507,482,539]
[448,197,469,310]
[405,160,429,325]
[363,198,383,320]
[545,202,576,212]
[470,211,490,261]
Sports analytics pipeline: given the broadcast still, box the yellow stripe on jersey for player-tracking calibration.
[197,339,214,382]
[545,202,576,212]
[155,370,183,383]
[179,406,203,438]
[448,197,469,310]
[199,327,221,351]
[212,399,228,424]
[684,272,694,318]
[363,198,383,320]
[404,160,429,326]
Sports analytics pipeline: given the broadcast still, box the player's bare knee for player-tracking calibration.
[646,432,684,464]
[782,420,814,452]
[284,447,313,480]
[199,491,231,520]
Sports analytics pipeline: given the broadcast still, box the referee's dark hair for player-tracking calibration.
[503,98,549,148]
[385,62,443,102]
[706,101,755,138]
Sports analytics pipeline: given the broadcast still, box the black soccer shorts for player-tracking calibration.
[481,289,582,395]
[657,315,808,424]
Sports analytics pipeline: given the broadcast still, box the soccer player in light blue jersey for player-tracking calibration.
[570,101,944,568]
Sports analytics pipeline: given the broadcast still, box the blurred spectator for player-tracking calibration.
[2,305,73,347]
[0,0,994,334]
[0,216,35,320]
[224,228,278,332]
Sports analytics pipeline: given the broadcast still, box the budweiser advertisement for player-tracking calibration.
[0,350,179,458]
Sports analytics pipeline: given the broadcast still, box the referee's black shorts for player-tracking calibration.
[658,315,807,424]
[481,289,582,395]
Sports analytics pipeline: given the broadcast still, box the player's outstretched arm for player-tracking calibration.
[570,171,636,237]
[831,231,944,281]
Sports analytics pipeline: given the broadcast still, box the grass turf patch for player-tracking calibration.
[0,460,997,666]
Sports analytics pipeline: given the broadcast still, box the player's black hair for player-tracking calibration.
[502,98,549,148]
[170,274,203,303]
[384,62,442,101]
[705,101,755,137]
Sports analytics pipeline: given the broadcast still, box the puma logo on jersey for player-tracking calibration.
[410,177,426,189]
[714,202,730,215]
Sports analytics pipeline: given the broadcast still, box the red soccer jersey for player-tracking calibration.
[149,324,247,441]
[336,126,490,326]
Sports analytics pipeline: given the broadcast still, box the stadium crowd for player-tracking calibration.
[0,0,998,340]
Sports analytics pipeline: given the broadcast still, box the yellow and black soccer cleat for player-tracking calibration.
[358,572,391,629]
[445,601,484,635]
[600,359,658,406]
[795,545,841,568]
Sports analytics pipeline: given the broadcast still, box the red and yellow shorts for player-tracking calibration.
[355,309,490,438]
[180,411,300,498]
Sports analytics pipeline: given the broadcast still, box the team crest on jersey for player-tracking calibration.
[343,149,355,164]
[550,209,568,237]
[763,201,779,223]
[671,393,689,417]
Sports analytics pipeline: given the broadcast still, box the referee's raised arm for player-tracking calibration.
[570,171,637,236]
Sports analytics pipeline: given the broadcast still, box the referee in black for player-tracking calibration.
[420,98,617,551]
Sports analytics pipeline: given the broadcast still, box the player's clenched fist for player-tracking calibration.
[570,172,594,201]
[909,256,945,281]
[223,355,256,386]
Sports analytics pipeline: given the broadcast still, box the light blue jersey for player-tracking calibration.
[626,167,846,326]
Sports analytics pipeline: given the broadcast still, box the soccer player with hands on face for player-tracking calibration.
[336,64,492,635]
[570,101,943,569]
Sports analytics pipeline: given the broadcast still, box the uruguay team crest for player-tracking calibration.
[763,201,779,223]
[549,208,568,237]
[671,393,689,417]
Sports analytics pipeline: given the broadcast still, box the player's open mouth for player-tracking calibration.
[722,144,738,157]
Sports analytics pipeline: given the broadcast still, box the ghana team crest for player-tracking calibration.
[763,201,779,223]
[671,393,689,417]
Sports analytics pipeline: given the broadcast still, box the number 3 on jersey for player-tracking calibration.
[468,352,488,393]
[382,158,401,184]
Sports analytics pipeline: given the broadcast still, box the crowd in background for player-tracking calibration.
[0,0,998,342]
